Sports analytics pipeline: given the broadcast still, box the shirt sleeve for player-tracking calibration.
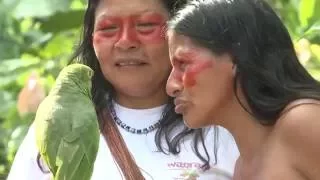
[6,123,51,180]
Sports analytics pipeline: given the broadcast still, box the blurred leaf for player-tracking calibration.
[283,2,300,38]
[7,124,29,162]
[0,91,15,117]
[42,74,56,92]
[40,10,84,33]
[311,44,320,61]
[0,58,44,88]
[2,107,21,130]
[308,0,320,30]
[308,68,320,81]
[12,0,73,18]
[0,0,20,15]
[302,21,320,38]
[70,0,87,10]
[299,0,316,28]
[22,31,53,52]
[0,58,41,76]
[0,76,19,88]
[0,39,21,59]
[40,33,75,59]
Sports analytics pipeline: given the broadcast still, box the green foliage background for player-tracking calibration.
[0,0,319,179]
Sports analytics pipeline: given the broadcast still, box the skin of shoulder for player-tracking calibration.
[275,103,320,179]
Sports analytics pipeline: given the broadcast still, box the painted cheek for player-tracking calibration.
[92,33,115,61]
[92,20,119,46]
[183,60,213,87]
[92,33,106,45]
[92,31,118,50]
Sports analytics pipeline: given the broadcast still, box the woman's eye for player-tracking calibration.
[101,25,118,32]
[95,25,119,37]
[136,23,156,32]
[138,22,156,27]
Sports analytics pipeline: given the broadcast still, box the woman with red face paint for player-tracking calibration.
[166,0,320,180]
[7,0,239,180]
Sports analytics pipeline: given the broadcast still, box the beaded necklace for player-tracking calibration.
[107,99,161,134]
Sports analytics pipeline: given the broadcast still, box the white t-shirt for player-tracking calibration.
[7,103,239,180]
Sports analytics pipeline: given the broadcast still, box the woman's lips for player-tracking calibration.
[174,98,188,114]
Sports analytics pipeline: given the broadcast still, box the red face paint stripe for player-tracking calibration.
[92,13,166,46]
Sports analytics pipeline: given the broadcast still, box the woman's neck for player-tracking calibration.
[115,91,169,109]
[220,94,272,163]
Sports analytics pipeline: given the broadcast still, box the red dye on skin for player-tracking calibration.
[92,12,166,46]
[174,50,213,88]
[92,33,104,45]
[183,60,213,87]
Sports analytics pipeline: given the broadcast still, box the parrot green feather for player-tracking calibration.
[35,64,100,180]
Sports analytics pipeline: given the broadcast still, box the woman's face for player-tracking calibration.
[92,0,171,101]
[166,31,235,128]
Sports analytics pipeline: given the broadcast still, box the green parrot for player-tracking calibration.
[35,64,100,180]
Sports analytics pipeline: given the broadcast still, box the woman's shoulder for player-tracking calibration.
[280,98,320,115]
[276,98,320,138]
[278,98,320,130]
[274,98,320,178]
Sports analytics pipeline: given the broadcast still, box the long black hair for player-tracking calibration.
[70,0,217,170]
[168,0,320,125]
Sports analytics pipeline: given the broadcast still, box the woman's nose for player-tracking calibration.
[114,27,139,50]
[166,70,183,97]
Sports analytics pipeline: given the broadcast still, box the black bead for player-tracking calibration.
[108,100,161,135]
[130,128,136,133]
[120,123,126,128]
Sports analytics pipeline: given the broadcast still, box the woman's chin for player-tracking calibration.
[183,116,202,129]
[183,113,213,129]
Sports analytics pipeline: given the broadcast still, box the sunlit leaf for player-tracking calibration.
[70,0,86,10]
[299,0,316,28]
[310,44,320,62]
[308,68,320,81]
[39,33,75,59]
[12,0,73,18]
[302,21,320,37]
[0,58,41,76]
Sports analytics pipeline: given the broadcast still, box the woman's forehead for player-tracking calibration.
[94,0,168,18]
